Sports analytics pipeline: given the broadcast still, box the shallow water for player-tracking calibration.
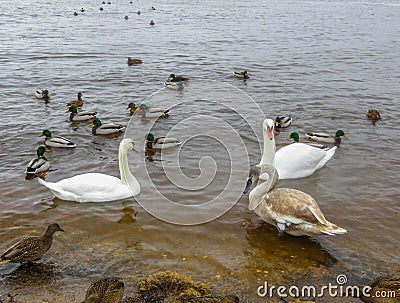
[0,0,399,302]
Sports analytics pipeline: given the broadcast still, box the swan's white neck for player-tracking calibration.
[249,166,278,210]
[119,140,135,185]
[260,127,276,166]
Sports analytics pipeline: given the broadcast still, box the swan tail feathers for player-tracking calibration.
[324,146,337,160]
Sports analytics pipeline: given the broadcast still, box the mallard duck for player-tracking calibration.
[244,164,347,236]
[127,57,142,65]
[275,116,292,128]
[38,139,140,202]
[134,104,169,118]
[126,102,137,115]
[164,80,185,90]
[66,92,83,108]
[305,130,348,144]
[68,106,97,122]
[40,130,77,148]
[233,71,249,79]
[366,109,381,121]
[26,146,50,175]
[124,15,129,20]
[90,118,125,135]
[168,74,189,82]
[82,277,124,303]
[144,133,182,150]
[151,6,156,10]
[150,20,155,26]
[360,275,400,303]
[35,89,50,101]
[100,7,104,10]
[80,8,85,12]
[286,132,329,149]
[0,223,64,264]
[73,11,78,16]
[137,10,141,15]
[256,119,336,179]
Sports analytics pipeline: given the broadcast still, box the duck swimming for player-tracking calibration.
[40,129,77,148]
[245,164,347,236]
[366,109,381,121]
[35,89,50,101]
[275,116,292,128]
[127,57,142,65]
[286,132,329,149]
[144,133,182,150]
[82,277,124,303]
[68,106,97,122]
[26,146,50,175]
[0,223,64,264]
[66,92,83,108]
[126,102,137,115]
[305,130,348,145]
[90,118,125,135]
[134,104,169,118]
[233,71,249,79]
[38,139,140,202]
[168,73,189,82]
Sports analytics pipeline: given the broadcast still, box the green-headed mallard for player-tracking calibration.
[67,92,83,108]
[127,58,142,65]
[233,71,249,79]
[82,277,124,303]
[286,132,329,149]
[244,164,347,236]
[134,104,169,118]
[68,106,97,122]
[40,130,77,148]
[35,89,50,101]
[0,223,64,264]
[26,146,50,175]
[366,109,381,121]
[90,118,125,135]
[275,116,292,128]
[360,275,400,303]
[144,133,182,150]
[305,130,348,144]
[257,119,336,179]
[38,139,140,202]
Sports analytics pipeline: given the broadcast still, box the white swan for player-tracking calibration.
[38,139,140,202]
[244,164,347,236]
[257,119,336,179]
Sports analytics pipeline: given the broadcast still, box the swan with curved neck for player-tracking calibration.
[258,118,336,179]
[38,139,140,202]
[246,164,347,236]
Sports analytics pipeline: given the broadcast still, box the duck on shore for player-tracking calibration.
[0,223,64,264]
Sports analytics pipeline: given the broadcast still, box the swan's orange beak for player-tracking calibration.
[267,126,274,140]
[132,146,138,152]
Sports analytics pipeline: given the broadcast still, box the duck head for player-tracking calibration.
[40,130,52,138]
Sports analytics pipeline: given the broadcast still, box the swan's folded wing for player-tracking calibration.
[267,188,326,224]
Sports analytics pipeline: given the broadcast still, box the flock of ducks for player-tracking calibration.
[12,70,387,302]
[73,2,157,27]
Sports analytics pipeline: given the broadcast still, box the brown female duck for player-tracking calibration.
[67,92,84,108]
[0,223,64,264]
